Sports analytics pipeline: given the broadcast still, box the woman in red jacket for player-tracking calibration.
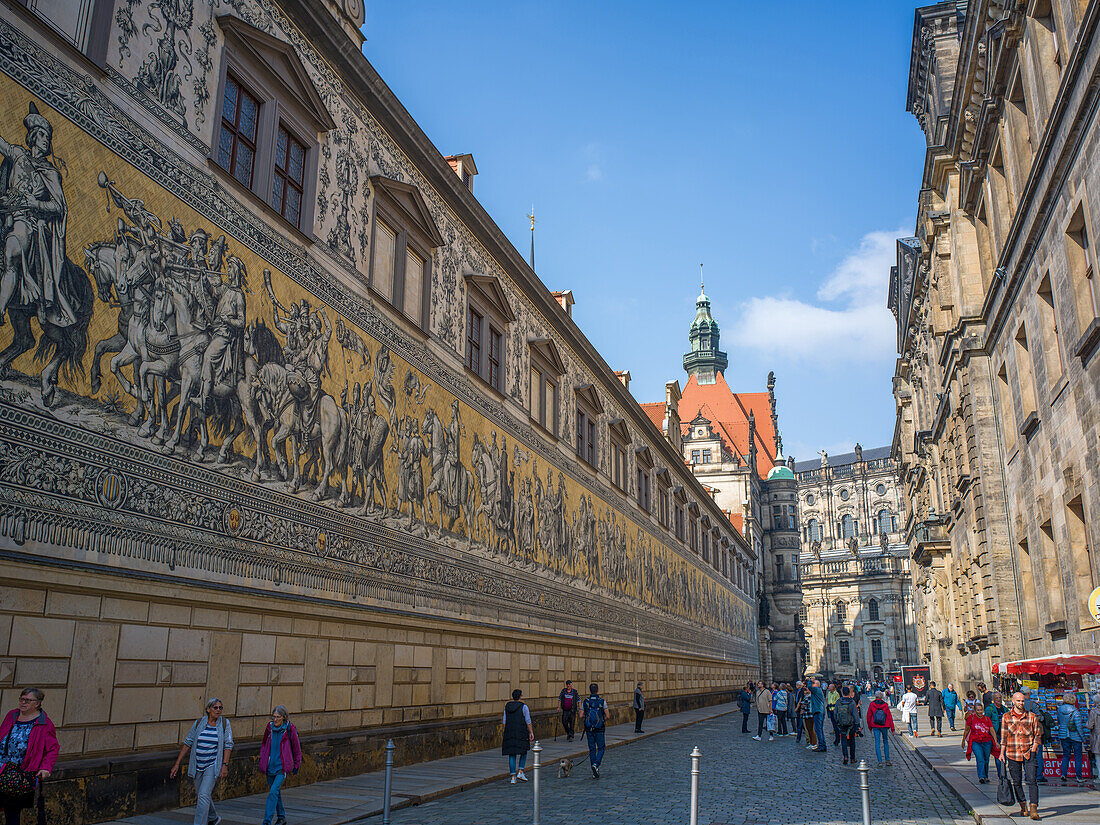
[0,688,60,825]
[866,690,896,766]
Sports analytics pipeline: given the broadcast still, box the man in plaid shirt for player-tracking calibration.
[1000,691,1043,820]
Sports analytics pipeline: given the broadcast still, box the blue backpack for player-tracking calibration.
[584,696,605,730]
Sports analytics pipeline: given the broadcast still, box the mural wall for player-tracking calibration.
[0,3,755,674]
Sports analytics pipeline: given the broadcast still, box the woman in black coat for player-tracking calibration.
[502,688,535,784]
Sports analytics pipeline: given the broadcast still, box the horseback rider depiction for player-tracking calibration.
[198,254,247,410]
[0,102,73,328]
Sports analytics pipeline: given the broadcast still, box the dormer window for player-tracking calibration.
[464,274,514,392]
[445,153,478,193]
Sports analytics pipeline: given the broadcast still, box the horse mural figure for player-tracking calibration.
[0,103,94,407]
[423,406,474,539]
[252,361,346,501]
[471,432,515,555]
[220,318,282,474]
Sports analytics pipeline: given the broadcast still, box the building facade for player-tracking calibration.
[0,2,759,820]
[893,0,1100,693]
[643,288,803,682]
[794,448,918,682]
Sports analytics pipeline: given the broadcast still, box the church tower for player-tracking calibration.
[683,285,728,384]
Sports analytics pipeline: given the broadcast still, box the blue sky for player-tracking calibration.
[362,1,928,461]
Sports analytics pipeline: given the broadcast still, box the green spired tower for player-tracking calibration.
[683,283,728,384]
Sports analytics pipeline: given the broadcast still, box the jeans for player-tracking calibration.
[1061,737,1083,780]
[971,740,992,780]
[741,712,749,733]
[192,765,219,825]
[907,715,918,735]
[813,712,826,750]
[796,715,804,742]
[561,710,576,739]
[264,772,286,824]
[1007,756,1039,806]
[508,753,528,774]
[841,727,857,761]
[946,706,957,728]
[930,714,942,735]
[586,729,605,767]
[873,727,890,762]
[634,709,645,732]
[828,710,839,743]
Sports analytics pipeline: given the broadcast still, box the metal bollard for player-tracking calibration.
[858,759,871,825]
[532,740,542,825]
[382,739,395,825]
[689,746,701,825]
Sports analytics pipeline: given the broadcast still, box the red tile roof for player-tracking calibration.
[677,372,777,477]
[639,402,666,433]
[726,512,745,535]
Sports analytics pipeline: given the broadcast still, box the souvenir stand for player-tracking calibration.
[992,655,1100,780]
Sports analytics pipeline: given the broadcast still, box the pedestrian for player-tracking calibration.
[985,690,1008,779]
[633,682,645,733]
[963,697,999,784]
[0,687,59,825]
[793,682,806,743]
[1086,692,1100,789]
[582,683,609,779]
[826,682,840,745]
[502,688,534,784]
[558,680,580,742]
[170,697,234,825]
[786,683,798,736]
[752,681,772,741]
[1023,688,1051,785]
[927,681,944,737]
[943,683,959,731]
[772,681,788,736]
[258,705,301,825]
[1055,693,1090,787]
[810,678,827,752]
[978,682,993,708]
[834,685,860,765]
[899,684,919,737]
[737,682,753,734]
[999,691,1042,821]
[866,690,894,766]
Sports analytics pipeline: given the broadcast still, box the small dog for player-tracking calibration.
[558,754,588,778]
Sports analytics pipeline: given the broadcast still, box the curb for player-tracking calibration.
[340,707,736,824]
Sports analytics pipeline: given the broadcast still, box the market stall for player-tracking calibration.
[992,655,1100,780]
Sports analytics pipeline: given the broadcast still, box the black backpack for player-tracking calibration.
[835,699,855,728]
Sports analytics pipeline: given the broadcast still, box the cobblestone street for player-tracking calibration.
[373,718,970,825]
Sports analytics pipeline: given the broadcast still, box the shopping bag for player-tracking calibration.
[766,713,777,733]
[996,769,1015,806]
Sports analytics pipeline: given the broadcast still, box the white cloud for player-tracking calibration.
[729,227,906,361]
[585,163,603,182]
[581,142,603,183]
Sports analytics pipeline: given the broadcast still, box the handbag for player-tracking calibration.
[996,769,1015,806]
[0,763,35,804]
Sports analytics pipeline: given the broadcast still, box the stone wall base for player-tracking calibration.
[48,688,735,823]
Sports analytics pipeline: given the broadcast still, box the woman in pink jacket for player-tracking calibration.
[258,705,302,825]
[0,688,60,825]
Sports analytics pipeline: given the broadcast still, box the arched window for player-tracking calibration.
[868,597,880,621]
[835,599,847,621]
[807,518,822,543]
[841,514,857,539]
[876,509,894,535]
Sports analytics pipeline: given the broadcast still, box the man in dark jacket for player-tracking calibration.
[926,681,945,737]
[558,680,580,742]
[633,682,645,733]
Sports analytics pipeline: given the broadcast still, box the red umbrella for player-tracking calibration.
[993,655,1100,675]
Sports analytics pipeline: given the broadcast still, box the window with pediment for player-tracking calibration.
[464,274,514,392]
[528,338,564,435]
[574,384,602,469]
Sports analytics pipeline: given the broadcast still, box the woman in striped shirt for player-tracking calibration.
[171,698,234,825]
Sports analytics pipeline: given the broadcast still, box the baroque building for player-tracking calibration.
[642,287,802,682]
[0,2,759,821]
[794,447,918,681]
[893,0,1100,694]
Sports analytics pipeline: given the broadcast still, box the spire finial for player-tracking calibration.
[526,205,536,270]
[700,262,704,294]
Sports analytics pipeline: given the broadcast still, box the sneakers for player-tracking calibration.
[752,735,761,741]
[843,758,849,765]
[768,736,774,742]
[275,818,286,825]
[591,764,600,779]
[510,775,517,785]
[885,760,891,766]
[517,771,528,782]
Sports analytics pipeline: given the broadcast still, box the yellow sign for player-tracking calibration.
[1088,586,1100,624]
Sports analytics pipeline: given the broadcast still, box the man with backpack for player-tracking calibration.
[866,690,895,765]
[834,685,861,764]
[558,680,580,742]
[582,683,609,778]
[810,678,827,752]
